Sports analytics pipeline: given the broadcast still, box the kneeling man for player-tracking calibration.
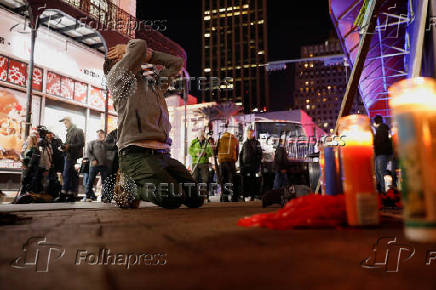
[105,39,203,209]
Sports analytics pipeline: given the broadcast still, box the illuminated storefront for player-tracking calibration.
[0,0,186,182]
[0,7,116,170]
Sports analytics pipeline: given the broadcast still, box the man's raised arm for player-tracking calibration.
[106,39,152,108]
[108,39,149,73]
[150,50,184,79]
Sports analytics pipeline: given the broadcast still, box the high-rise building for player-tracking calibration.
[293,38,365,133]
[201,0,269,113]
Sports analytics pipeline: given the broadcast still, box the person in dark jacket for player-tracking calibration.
[273,138,289,190]
[20,135,40,195]
[58,116,85,201]
[47,132,64,174]
[373,115,393,193]
[100,129,118,202]
[84,130,109,201]
[41,130,62,198]
[80,157,90,190]
[104,129,119,176]
[239,128,262,201]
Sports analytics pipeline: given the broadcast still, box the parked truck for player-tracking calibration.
[167,99,323,195]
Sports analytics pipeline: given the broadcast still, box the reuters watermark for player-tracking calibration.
[143,76,234,93]
[142,182,234,199]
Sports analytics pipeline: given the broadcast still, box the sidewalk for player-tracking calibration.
[0,195,223,212]
[1,202,435,290]
[0,201,157,213]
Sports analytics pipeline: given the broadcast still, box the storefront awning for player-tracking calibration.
[0,0,106,53]
[37,9,106,52]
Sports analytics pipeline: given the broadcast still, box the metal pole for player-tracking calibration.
[334,0,380,133]
[25,27,37,138]
[184,97,187,165]
[376,17,388,92]
[182,68,190,166]
[266,54,345,71]
[104,87,109,133]
[411,0,429,77]
[317,0,379,193]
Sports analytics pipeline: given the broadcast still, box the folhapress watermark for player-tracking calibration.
[361,236,415,272]
[75,249,167,269]
[10,237,65,272]
[10,237,167,272]
[361,236,436,272]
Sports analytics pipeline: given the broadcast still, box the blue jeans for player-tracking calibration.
[273,171,289,190]
[62,158,76,192]
[82,173,89,187]
[86,165,108,198]
[375,155,390,193]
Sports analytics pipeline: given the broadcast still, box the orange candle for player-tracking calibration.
[338,115,379,226]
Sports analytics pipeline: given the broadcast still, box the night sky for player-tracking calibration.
[136,1,333,102]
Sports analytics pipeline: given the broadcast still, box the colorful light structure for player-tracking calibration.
[329,0,410,120]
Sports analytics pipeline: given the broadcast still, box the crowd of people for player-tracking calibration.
[186,113,397,205]
[16,115,292,206]
[16,112,395,207]
[17,117,119,204]
[188,126,291,203]
[15,37,396,209]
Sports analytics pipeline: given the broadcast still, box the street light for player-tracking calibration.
[181,67,190,166]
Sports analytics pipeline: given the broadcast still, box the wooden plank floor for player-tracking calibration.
[1,202,436,290]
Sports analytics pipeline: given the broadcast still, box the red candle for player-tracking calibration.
[339,115,379,226]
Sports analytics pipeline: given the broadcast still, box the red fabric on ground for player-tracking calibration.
[238,194,347,230]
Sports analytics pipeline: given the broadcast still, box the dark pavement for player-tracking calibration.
[1,202,436,290]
